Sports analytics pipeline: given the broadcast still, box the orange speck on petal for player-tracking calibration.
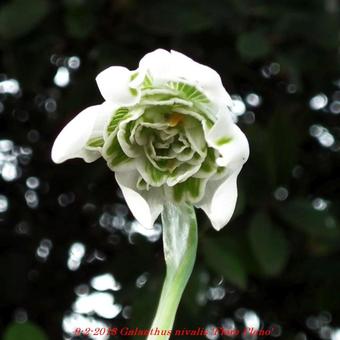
[168,113,184,127]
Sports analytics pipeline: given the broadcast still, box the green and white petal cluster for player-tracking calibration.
[51,49,249,230]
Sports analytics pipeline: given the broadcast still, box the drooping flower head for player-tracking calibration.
[52,49,249,230]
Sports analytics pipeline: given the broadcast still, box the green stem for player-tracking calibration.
[147,202,198,340]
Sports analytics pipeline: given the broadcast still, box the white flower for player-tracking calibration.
[52,49,249,230]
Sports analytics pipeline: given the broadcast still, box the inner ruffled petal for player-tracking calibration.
[107,76,227,206]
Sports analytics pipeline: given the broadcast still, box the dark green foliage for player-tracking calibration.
[4,322,48,340]
[0,0,49,40]
[248,213,289,277]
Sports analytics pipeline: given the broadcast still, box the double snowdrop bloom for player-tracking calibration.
[52,49,249,230]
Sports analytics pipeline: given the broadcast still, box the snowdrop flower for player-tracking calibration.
[52,49,249,230]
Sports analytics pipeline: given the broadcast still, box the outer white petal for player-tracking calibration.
[138,49,173,82]
[196,167,241,231]
[93,101,117,136]
[170,50,233,110]
[198,113,249,230]
[139,49,232,113]
[51,104,113,164]
[206,112,249,169]
[96,66,140,106]
[115,170,163,229]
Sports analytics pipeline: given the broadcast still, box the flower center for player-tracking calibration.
[99,78,228,203]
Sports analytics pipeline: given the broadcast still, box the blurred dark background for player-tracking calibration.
[1,0,340,339]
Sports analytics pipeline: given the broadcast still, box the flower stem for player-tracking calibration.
[147,202,198,340]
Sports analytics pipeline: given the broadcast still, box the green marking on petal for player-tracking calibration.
[156,159,169,168]
[145,160,167,187]
[175,107,215,127]
[193,148,218,179]
[173,183,185,202]
[173,177,204,203]
[167,161,202,187]
[216,136,232,146]
[142,72,153,89]
[107,107,130,135]
[151,167,165,183]
[188,153,202,166]
[86,136,104,149]
[130,72,138,81]
[137,176,149,190]
[214,166,228,180]
[203,148,215,169]
[166,81,210,104]
[129,88,138,96]
[200,161,212,173]
[104,136,132,169]
[188,178,202,199]
[110,149,131,168]
[105,136,120,156]
[175,147,195,162]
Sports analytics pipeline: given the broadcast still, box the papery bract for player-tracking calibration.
[52,49,249,230]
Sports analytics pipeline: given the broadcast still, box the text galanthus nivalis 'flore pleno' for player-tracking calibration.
[51,49,249,230]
